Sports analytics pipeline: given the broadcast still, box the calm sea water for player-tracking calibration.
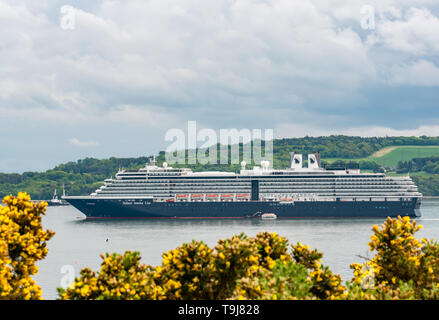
[35,199,439,300]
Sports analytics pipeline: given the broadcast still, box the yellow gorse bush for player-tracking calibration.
[349,215,439,299]
[58,251,159,300]
[59,231,348,300]
[155,240,214,299]
[59,215,439,300]
[3,192,439,300]
[59,232,289,300]
[0,193,54,300]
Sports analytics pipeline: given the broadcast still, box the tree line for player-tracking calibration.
[396,156,439,196]
[397,156,439,174]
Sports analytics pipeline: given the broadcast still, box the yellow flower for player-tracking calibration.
[80,285,90,297]
[268,259,275,270]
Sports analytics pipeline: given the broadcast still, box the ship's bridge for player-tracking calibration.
[137,161,192,176]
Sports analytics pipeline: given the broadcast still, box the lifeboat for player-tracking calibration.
[191,194,203,198]
[206,194,219,198]
[237,194,249,197]
[176,194,188,198]
[166,198,175,202]
[261,213,277,220]
[221,194,233,197]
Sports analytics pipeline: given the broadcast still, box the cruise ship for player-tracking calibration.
[63,152,422,219]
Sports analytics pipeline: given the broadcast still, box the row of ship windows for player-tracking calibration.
[114,177,412,183]
[106,183,414,189]
[118,174,382,177]
[113,179,336,183]
[101,185,417,191]
[119,173,390,178]
[100,190,417,196]
[108,181,413,187]
[141,203,393,210]
[102,184,418,190]
[105,182,416,187]
[97,190,417,195]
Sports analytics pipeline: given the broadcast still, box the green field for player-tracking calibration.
[323,146,439,168]
[371,146,439,167]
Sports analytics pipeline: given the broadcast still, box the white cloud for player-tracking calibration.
[107,105,182,128]
[367,7,439,55]
[0,0,378,122]
[275,123,439,138]
[389,59,439,86]
[69,138,99,147]
[342,125,439,137]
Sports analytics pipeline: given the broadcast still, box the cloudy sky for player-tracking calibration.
[1,0,439,173]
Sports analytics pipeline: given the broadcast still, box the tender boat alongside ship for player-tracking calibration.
[261,213,277,220]
[63,152,422,219]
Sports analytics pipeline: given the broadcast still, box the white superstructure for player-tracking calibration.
[87,153,422,203]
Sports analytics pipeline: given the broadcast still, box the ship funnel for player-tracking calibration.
[290,152,302,169]
[308,152,321,169]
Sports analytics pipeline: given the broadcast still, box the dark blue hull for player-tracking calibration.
[65,198,422,219]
